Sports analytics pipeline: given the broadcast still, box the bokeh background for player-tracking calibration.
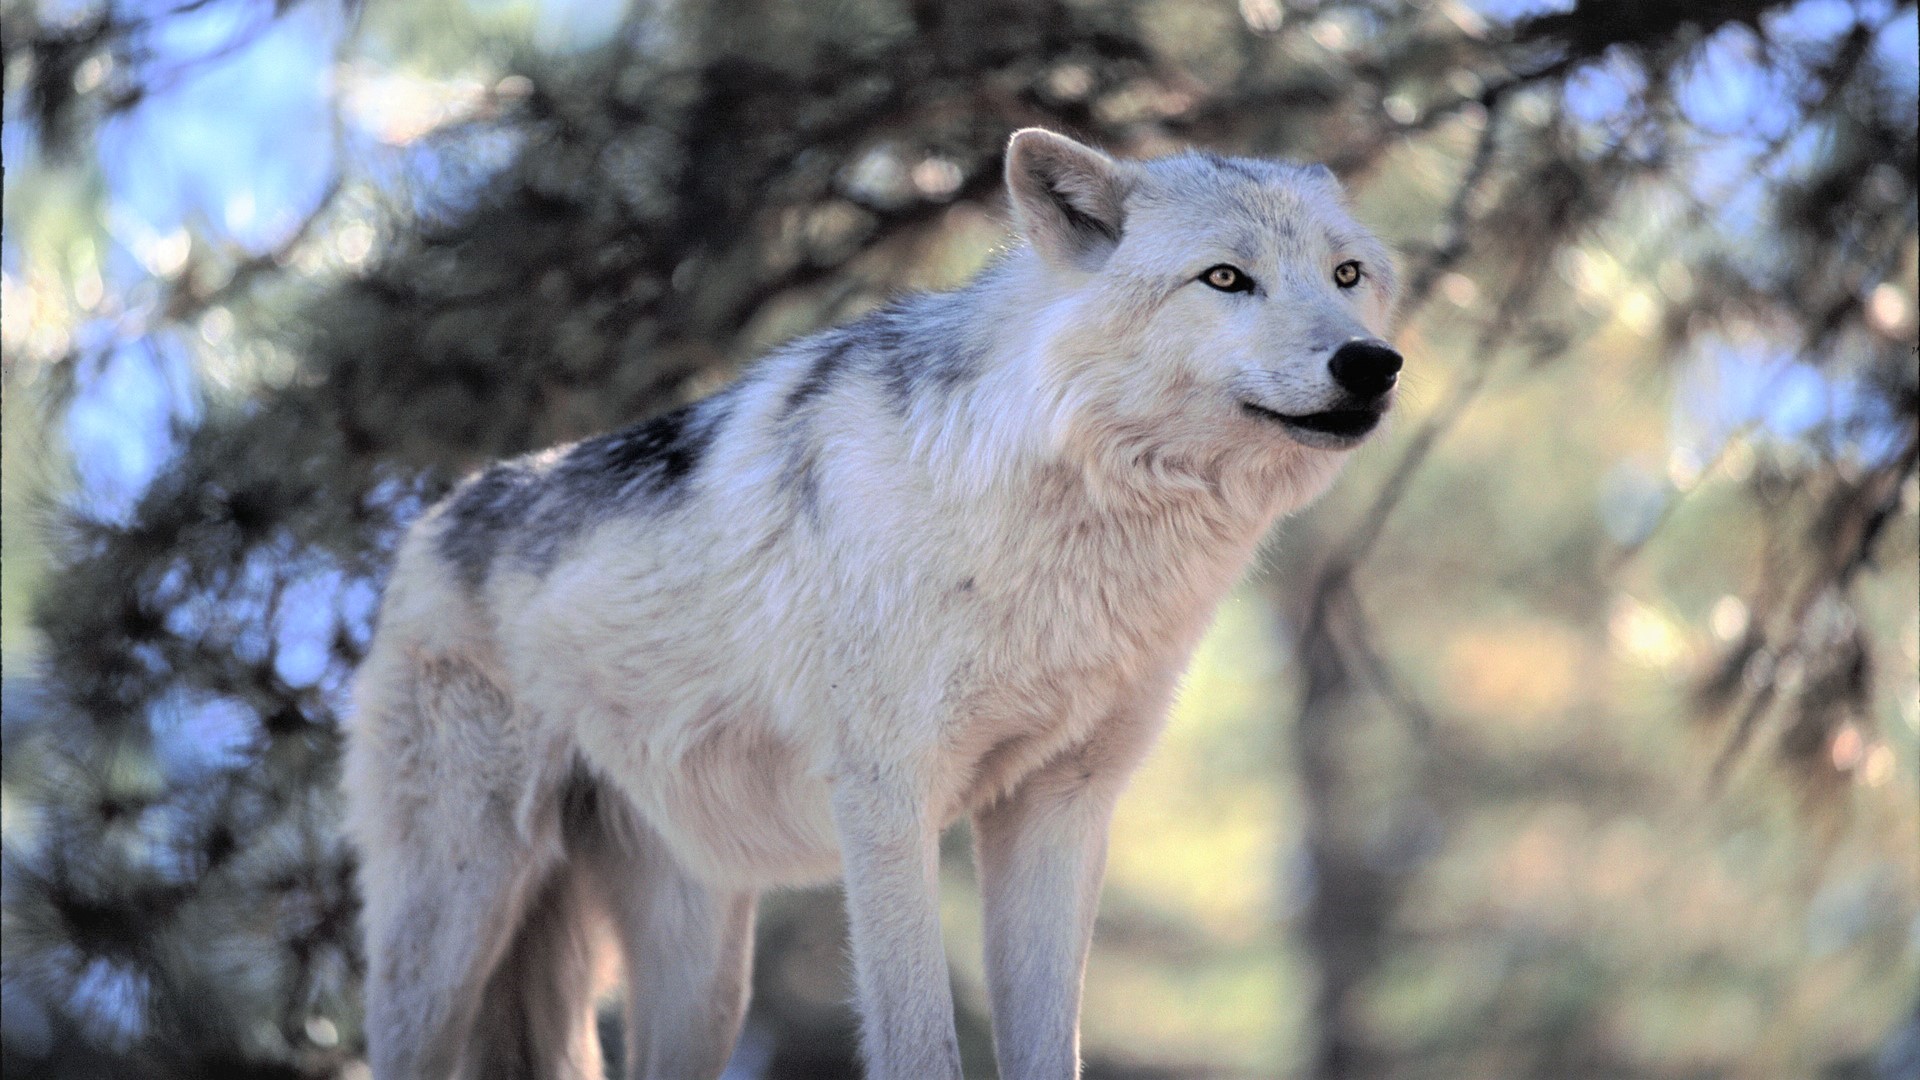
[3,1,1917,1077]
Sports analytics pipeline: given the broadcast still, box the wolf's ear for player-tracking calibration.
[1299,162,1342,190]
[1005,129,1131,270]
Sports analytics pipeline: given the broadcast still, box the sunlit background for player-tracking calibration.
[3,1,1916,1077]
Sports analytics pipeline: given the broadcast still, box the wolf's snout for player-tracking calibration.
[1328,340,1402,398]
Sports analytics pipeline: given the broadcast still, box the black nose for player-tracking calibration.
[1328,340,1403,398]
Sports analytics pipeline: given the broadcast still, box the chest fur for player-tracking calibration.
[915,477,1272,806]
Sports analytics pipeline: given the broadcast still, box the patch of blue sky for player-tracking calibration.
[160,559,213,640]
[1546,5,1859,250]
[1680,342,1801,438]
[62,336,199,522]
[53,2,343,521]
[1765,0,1877,43]
[228,547,304,667]
[273,567,346,689]
[395,124,529,226]
[1677,336,1906,463]
[150,689,257,781]
[1677,22,1800,141]
[1466,0,1573,22]
[1872,3,1919,90]
[336,573,381,648]
[342,563,381,614]
[1,98,40,193]
[535,0,632,54]
[1680,119,1834,249]
[68,954,149,1046]
[97,0,343,262]
[1563,47,1643,126]
[1681,132,1799,241]
[54,0,569,533]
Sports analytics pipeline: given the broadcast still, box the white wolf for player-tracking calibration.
[343,128,1402,1080]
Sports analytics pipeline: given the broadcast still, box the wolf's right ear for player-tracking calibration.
[1005,129,1131,270]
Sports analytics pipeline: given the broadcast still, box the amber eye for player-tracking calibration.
[1202,264,1254,293]
[1333,260,1363,288]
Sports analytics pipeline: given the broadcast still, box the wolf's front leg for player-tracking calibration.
[970,760,1114,1080]
[972,693,1172,1080]
[831,769,964,1080]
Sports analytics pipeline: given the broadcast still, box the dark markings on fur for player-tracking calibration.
[1224,229,1266,266]
[775,366,827,529]
[536,395,729,545]
[782,338,850,418]
[435,279,992,588]
[1200,151,1268,183]
[957,576,975,592]
[556,401,711,502]
[437,461,545,592]
[855,299,987,416]
[1326,226,1369,254]
[774,428,823,528]
[771,295,988,525]
[438,394,734,591]
[790,450,822,529]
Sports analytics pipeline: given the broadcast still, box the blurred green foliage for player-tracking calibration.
[2,0,1915,1078]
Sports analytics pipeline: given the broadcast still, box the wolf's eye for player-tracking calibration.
[1201,264,1254,293]
[1333,260,1363,289]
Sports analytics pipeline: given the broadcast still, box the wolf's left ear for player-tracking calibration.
[1005,129,1132,270]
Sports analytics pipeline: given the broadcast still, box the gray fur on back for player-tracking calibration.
[433,279,997,591]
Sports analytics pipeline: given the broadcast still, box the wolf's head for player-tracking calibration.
[1005,129,1401,477]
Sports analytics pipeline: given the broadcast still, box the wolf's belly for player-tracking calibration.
[605,723,845,889]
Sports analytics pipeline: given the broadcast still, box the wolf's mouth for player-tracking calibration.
[1241,401,1383,441]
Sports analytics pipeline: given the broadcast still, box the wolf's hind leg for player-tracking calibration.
[349,652,568,1080]
[461,859,610,1080]
[580,797,756,1080]
[358,789,559,1079]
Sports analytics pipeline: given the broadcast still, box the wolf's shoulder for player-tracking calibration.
[426,387,730,588]
[422,273,1008,589]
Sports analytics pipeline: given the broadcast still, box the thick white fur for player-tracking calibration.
[343,129,1399,1079]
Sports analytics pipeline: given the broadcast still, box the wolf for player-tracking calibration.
[342,128,1402,1080]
